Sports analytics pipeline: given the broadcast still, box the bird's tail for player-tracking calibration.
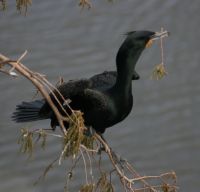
[12,100,47,122]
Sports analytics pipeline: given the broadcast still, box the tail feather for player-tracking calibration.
[12,99,47,122]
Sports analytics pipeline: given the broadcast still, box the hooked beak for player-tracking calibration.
[151,30,170,40]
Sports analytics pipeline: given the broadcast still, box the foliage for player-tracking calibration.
[96,172,114,192]
[16,0,32,14]
[80,184,95,192]
[18,128,34,157]
[0,0,6,10]
[0,0,32,14]
[18,128,47,158]
[60,110,95,159]
[152,63,168,80]
[0,0,114,13]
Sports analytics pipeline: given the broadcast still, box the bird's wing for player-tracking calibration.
[39,79,92,115]
[39,72,116,116]
[56,79,92,98]
[83,88,108,109]
[90,71,117,89]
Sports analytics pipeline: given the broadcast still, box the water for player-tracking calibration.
[0,0,200,191]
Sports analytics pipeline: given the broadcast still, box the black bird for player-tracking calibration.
[12,31,167,134]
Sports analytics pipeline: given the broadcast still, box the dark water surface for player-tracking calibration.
[0,1,200,191]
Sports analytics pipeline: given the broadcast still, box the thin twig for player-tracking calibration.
[80,147,89,185]
[81,145,95,184]
[160,27,164,65]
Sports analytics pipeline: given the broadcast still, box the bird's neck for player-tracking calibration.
[114,48,143,94]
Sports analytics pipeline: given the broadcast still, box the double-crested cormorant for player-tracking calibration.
[12,31,167,133]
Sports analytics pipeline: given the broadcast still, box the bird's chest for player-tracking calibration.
[84,94,133,130]
[113,94,133,122]
[83,97,113,127]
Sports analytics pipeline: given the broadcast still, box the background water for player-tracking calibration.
[0,0,200,191]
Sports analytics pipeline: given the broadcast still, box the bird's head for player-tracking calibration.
[116,30,169,82]
[125,30,169,49]
[117,30,169,62]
